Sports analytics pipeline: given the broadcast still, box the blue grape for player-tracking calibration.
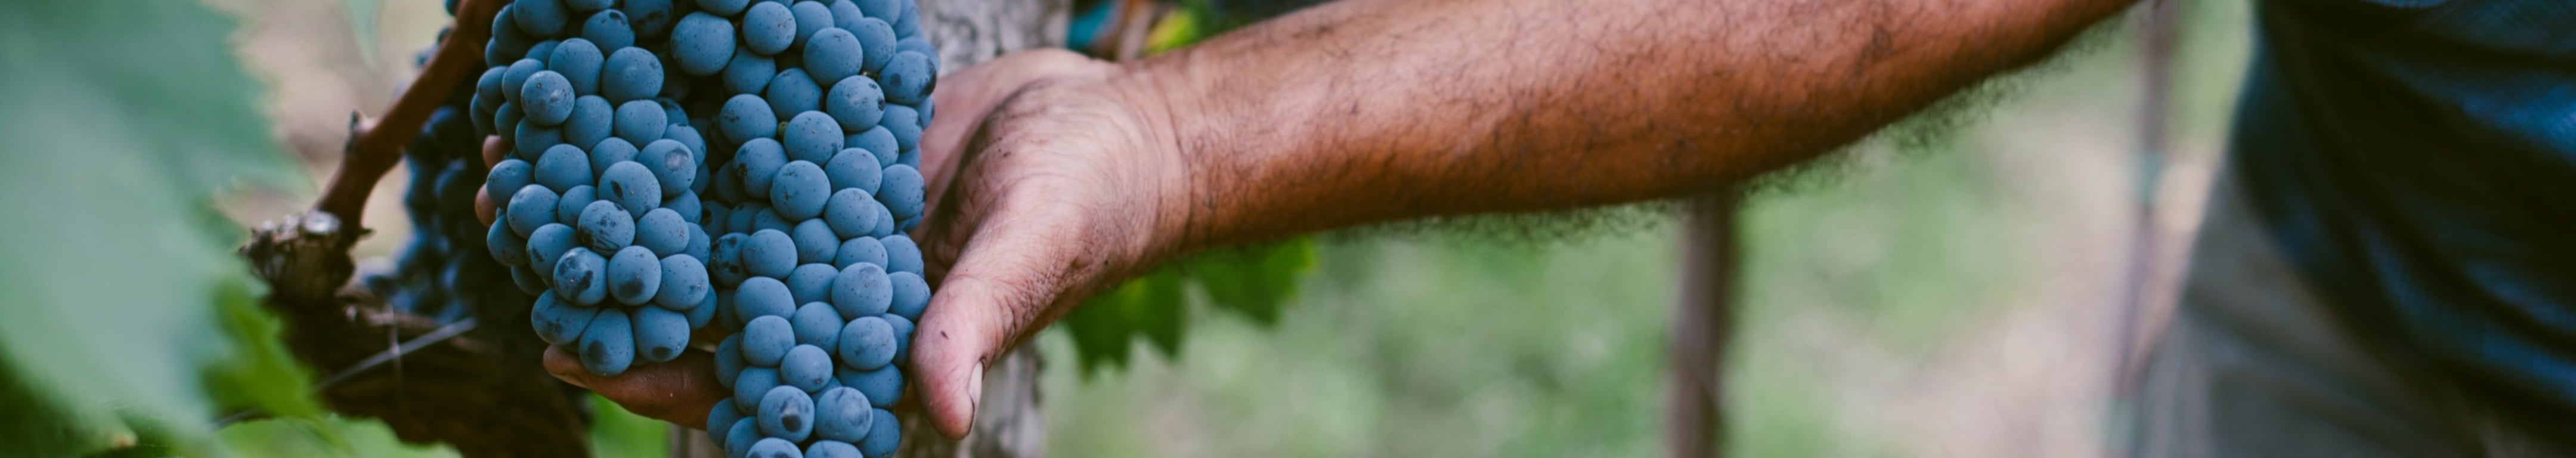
[879,104,918,151]
[563,95,615,150]
[602,47,664,103]
[513,264,551,295]
[472,91,500,135]
[824,77,884,131]
[507,184,561,237]
[890,0,919,37]
[853,0,899,21]
[489,5,535,66]
[722,95,780,144]
[643,140,699,197]
[790,301,843,348]
[688,287,721,327]
[577,306,635,375]
[827,0,865,29]
[582,10,634,50]
[868,198,895,237]
[535,144,593,193]
[828,262,890,318]
[608,245,663,304]
[744,228,801,278]
[599,160,663,216]
[791,1,834,48]
[657,254,712,309]
[877,51,931,106]
[708,398,744,444]
[526,39,564,67]
[742,315,797,366]
[733,367,784,417]
[634,207,691,256]
[846,126,898,168]
[555,185,597,223]
[711,233,751,285]
[724,417,761,458]
[884,314,912,362]
[526,223,578,275]
[752,204,798,234]
[821,188,881,239]
[553,246,609,305]
[794,221,840,265]
[773,160,832,219]
[716,334,747,388]
[530,292,597,345]
[515,0,569,37]
[736,276,798,321]
[758,385,816,441]
[787,263,840,304]
[749,438,802,458]
[832,236,886,270]
[623,0,674,36]
[825,148,882,194]
[723,47,778,94]
[781,344,834,391]
[579,200,638,251]
[767,69,823,123]
[519,71,576,125]
[658,98,691,126]
[672,13,737,76]
[888,271,927,320]
[837,364,900,407]
[589,137,639,174]
[476,66,508,106]
[836,315,895,370]
[858,409,898,457]
[488,219,530,266]
[803,27,864,84]
[810,386,872,442]
[741,2,797,55]
[485,159,534,208]
[514,117,562,158]
[613,101,669,147]
[632,305,691,362]
[807,440,861,458]
[548,39,605,94]
[503,59,546,104]
[896,36,936,67]
[782,112,842,163]
[876,164,922,219]
[699,0,750,16]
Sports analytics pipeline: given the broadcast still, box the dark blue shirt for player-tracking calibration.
[2236,0,2576,417]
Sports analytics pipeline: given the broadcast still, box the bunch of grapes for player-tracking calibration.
[364,18,534,329]
[470,0,936,456]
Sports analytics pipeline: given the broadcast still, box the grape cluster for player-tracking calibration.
[364,21,534,328]
[474,0,936,456]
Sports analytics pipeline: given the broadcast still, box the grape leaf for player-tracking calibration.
[1058,239,1313,374]
[0,0,304,455]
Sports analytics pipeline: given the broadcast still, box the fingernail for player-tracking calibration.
[967,369,984,411]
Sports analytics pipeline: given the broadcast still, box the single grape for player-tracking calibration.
[810,386,873,442]
[685,222,716,259]
[623,0,674,37]
[857,408,899,457]
[741,2,797,55]
[716,334,747,388]
[782,113,843,165]
[612,101,670,148]
[753,203,798,234]
[503,60,545,104]
[879,104,919,151]
[877,164,923,219]
[821,188,881,239]
[736,277,798,322]
[743,314,797,366]
[476,66,508,107]
[787,263,840,304]
[553,246,610,305]
[563,95,615,150]
[665,125,710,163]
[582,10,635,50]
[744,228,801,278]
[555,185,599,223]
[711,233,751,285]
[548,39,605,94]
[789,301,843,349]
[824,77,885,131]
[853,0,899,23]
[507,185,562,237]
[634,207,692,256]
[838,364,901,407]
[767,69,823,123]
[884,313,913,363]
[529,292,597,345]
[888,271,928,320]
[832,236,886,270]
[513,116,561,157]
[577,308,635,375]
[672,13,738,76]
[877,51,931,106]
[867,198,896,237]
[632,305,691,362]
[608,245,664,304]
[890,0,919,36]
[828,262,891,318]
[526,39,564,67]
[707,398,744,445]
[758,385,816,441]
[655,254,712,310]
[780,344,834,391]
[512,264,551,294]
[827,0,865,30]
[773,160,832,219]
[579,200,638,251]
[897,35,937,70]
[791,1,834,47]
[487,219,531,266]
[589,138,640,177]
[846,126,899,168]
[836,315,895,370]
[527,223,579,275]
[748,438,803,458]
[687,288,721,328]
[534,144,592,192]
[519,70,576,125]
[733,367,783,420]
[515,0,569,38]
[723,46,778,94]
[485,159,535,206]
[724,417,761,458]
[643,140,699,197]
[807,440,861,458]
[602,47,664,103]
[803,28,863,84]
[722,95,781,145]
[599,160,664,216]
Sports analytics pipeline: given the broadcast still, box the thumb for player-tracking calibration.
[909,215,1081,438]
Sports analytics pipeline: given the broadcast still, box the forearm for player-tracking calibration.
[1117,0,2134,253]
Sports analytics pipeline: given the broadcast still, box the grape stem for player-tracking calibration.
[313,0,502,227]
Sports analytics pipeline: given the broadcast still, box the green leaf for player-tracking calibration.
[1055,238,1314,374]
[0,0,301,454]
[589,395,668,458]
[1186,239,1314,324]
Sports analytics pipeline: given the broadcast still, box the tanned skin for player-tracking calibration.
[535,0,2139,440]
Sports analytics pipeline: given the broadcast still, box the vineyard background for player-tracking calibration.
[3,0,2253,456]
